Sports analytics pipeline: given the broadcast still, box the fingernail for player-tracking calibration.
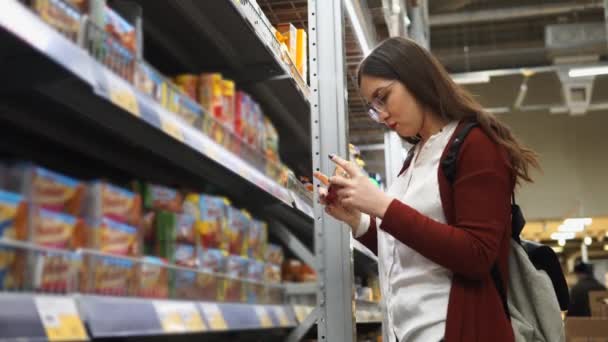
[328,154,334,160]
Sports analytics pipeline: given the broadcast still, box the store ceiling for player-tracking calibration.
[260,0,607,142]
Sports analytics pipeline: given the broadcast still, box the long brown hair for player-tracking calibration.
[357,37,540,184]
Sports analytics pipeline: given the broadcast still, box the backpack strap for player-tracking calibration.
[441,120,511,319]
[441,121,479,184]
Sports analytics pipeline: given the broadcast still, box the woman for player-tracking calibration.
[316,37,539,342]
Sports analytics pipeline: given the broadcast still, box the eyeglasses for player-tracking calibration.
[367,82,395,123]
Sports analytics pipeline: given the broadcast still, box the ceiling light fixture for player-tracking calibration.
[558,239,566,247]
[569,66,608,78]
[584,236,593,246]
[344,0,371,56]
[551,232,576,241]
[451,72,490,85]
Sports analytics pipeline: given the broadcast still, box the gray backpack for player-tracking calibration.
[440,121,568,341]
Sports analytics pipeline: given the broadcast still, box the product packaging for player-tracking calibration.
[246,260,265,304]
[5,164,85,215]
[174,74,198,101]
[265,263,282,284]
[30,207,85,250]
[32,251,82,293]
[135,63,165,102]
[104,6,137,53]
[0,190,28,241]
[174,243,197,268]
[197,247,227,301]
[183,194,225,249]
[221,79,236,129]
[247,219,267,261]
[87,216,138,256]
[176,92,204,128]
[266,243,284,266]
[199,73,223,118]
[84,254,134,296]
[33,0,82,41]
[224,255,248,303]
[84,181,141,227]
[276,23,297,62]
[234,91,251,140]
[224,207,248,256]
[171,269,200,300]
[135,182,183,213]
[136,256,169,298]
[0,245,26,291]
[199,73,225,144]
[296,28,308,81]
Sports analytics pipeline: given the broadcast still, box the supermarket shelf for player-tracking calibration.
[352,237,379,275]
[131,0,312,176]
[355,300,383,325]
[0,293,298,340]
[0,0,313,229]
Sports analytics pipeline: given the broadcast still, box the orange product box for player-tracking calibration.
[296,28,307,81]
[32,251,82,293]
[5,164,85,215]
[276,23,297,62]
[83,254,134,296]
[87,217,138,256]
[136,256,169,298]
[174,74,199,101]
[84,181,142,227]
[0,190,28,241]
[30,207,85,250]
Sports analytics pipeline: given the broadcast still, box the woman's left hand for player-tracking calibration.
[329,154,393,219]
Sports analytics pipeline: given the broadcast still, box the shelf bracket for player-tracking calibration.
[286,306,319,342]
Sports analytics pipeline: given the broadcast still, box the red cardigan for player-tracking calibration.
[358,122,515,342]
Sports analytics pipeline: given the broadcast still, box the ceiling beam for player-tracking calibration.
[429,1,604,27]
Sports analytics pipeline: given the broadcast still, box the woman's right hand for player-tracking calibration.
[318,185,362,233]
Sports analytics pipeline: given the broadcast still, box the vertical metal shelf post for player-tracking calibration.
[309,0,356,341]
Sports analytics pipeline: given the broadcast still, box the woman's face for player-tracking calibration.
[359,75,426,138]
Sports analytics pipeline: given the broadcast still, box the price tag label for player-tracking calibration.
[254,306,273,328]
[200,303,228,331]
[109,88,140,117]
[273,306,290,327]
[35,297,87,341]
[154,302,186,333]
[293,306,307,323]
[179,303,206,332]
[160,118,185,142]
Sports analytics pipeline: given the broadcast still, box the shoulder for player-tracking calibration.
[451,125,512,182]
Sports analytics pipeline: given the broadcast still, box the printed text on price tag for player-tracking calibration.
[35,297,87,341]
[200,303,228,331]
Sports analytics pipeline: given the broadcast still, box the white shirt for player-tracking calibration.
[356,121,458,342]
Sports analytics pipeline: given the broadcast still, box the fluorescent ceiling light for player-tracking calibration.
[558,224,585,233]
[569,66,608,78]
[584,236,593,246]
[452,73,490,85]
[344,0,371,56]
[558,239,566,247]
[564,218,592,226]
[605,244,608,252]
[551,232,575,240]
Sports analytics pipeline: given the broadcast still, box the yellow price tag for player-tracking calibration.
[180,304,206,332]
[255,306,273,328]
[200,304,228,331]
[274,306,290,327]
[161,118,185,142]
[109,89,140,117]
[294,306,308,323]
[160,312,184,332]
[35,297,88,342]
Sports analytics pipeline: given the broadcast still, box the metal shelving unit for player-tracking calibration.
[0,0,380,341]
